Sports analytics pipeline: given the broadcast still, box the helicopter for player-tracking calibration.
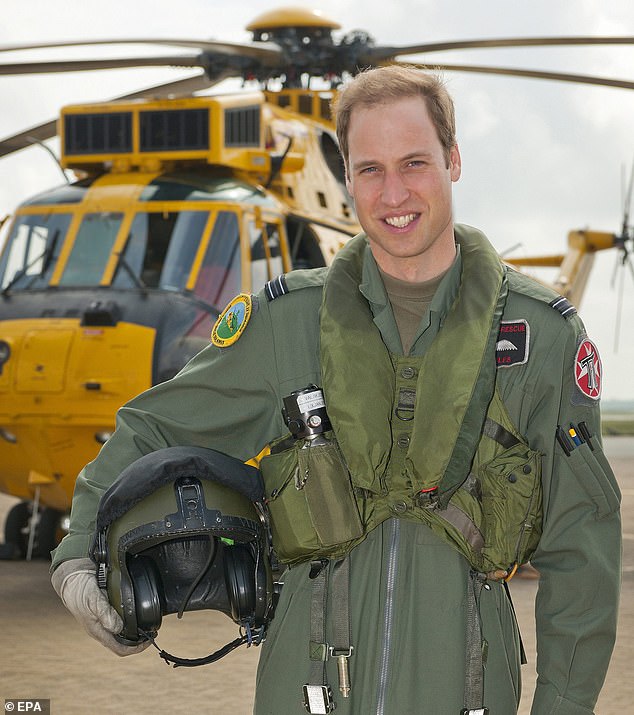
[0,6,633,559]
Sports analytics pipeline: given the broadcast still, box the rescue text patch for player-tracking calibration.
[496,319,530,368]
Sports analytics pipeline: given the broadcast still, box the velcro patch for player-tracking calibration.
[211,293,252,348]
[496,320,529,368]
[574,337,602,400]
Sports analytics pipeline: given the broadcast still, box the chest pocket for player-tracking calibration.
[419,411,543,580]
[478,440,543,577]
[259,433,364,564]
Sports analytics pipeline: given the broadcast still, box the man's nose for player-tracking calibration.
[381,171,410,206]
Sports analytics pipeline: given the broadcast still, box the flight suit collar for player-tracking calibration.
[358,237,463,356]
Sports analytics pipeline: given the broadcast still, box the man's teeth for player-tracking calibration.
[385,214,416,228]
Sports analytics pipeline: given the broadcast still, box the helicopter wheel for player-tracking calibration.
[3,501,67,560]
[36,507,69,558]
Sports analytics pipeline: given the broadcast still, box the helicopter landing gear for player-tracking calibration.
[3,500,68,560]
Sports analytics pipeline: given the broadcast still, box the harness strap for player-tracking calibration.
[304,557,353,714]
[463,571,488,714]
[330,557,353,697]
[308,560,329,686]
[482,418,520,449]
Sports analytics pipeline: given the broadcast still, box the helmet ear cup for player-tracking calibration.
[128,555,163,635]
[223,544,255,624]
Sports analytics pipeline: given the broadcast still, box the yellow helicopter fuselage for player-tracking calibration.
[0,88,357,544]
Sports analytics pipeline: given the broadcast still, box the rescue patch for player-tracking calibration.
[496,319,530,368]
[574,337,602,400]
[211,293,252,348]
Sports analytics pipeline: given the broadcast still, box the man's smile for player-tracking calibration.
[383,213,418,229]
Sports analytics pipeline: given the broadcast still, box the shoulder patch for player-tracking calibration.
[574,337,602,400]
[211,293,252,347]
[496,319,530,367]
[549,295,577,319]
[264,274,289,302]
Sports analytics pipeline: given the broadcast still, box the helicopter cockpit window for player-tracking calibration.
[193,211,241,309]
[59,213,122,287]
[0,213,72,291]
[265,223,284,276]
[112,210,207,291]
[249,220,284,290]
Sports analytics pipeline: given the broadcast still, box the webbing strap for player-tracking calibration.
[482,418,520,449]
[308,562,329,687]
[307,557,353,704]
[464,571,487,712]
[331,557,351,655]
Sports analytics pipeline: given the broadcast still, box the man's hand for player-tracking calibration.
[51,557,150,657]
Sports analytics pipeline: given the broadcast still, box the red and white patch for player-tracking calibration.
[574,338,602,400]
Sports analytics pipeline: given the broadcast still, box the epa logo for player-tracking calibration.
[5,701,50,713]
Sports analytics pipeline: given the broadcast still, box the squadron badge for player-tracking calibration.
[496,319,530,367]
[211,294,252,348]
[574,337,602,400]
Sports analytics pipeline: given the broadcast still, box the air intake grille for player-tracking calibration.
[224,106,260,147]
[140,108,209,152]
[65,112,132,154]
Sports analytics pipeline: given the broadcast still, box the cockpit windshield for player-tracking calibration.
[112,210,208,291]
[59,212,123,286]
[0,213,71,291]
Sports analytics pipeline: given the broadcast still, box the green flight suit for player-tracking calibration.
[52,224,621,715]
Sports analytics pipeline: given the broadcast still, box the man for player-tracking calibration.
[52,66,621,714]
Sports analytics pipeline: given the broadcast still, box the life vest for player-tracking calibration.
[260,226,542,579]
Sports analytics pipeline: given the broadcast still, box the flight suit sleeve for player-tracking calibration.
[51,294,285,569]
[527,321,621,714]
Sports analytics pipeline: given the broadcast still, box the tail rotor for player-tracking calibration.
[612,160,634,352]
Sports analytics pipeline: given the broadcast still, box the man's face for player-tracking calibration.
[345,95,461,281]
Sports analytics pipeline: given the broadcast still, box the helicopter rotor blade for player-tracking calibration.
[0,71,221,158]
[625,252,634,283]
[362,35,634,63]
[393,60,634,91]
[0,55,207,76]
[610,251,621,290]
[621,160,634,236]
[0,38,283,64]
[613,257,625,353]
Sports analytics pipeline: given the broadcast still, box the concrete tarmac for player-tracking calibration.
[0,436,632,714]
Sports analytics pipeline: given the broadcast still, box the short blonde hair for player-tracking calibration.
[333,65,456,169]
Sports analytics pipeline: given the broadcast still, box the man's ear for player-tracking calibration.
[449,144,461,182]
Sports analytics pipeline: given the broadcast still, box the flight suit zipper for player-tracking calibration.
[375,518,400,715]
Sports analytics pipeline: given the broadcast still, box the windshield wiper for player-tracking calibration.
[113,252,148,293]
[2,229,60,296]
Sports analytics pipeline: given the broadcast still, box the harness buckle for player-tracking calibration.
[302,684,335,714]
[329,646,354,698]
[414,486,439,508]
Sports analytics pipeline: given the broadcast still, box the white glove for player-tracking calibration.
[52,557,150,657]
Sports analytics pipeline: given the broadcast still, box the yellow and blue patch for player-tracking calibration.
[211,293,252,347]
